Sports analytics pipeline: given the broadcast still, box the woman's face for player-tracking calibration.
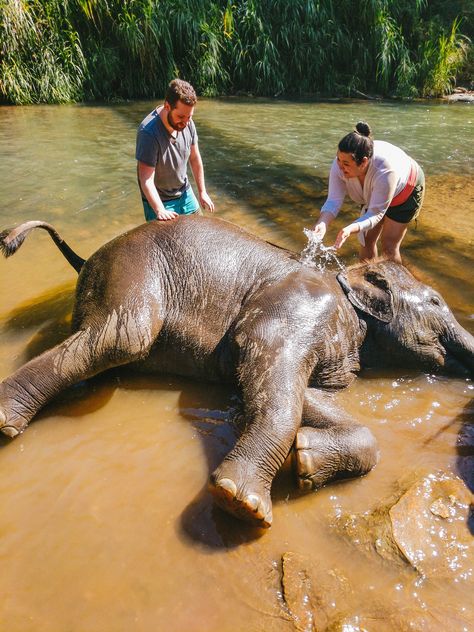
[336,151,368,178]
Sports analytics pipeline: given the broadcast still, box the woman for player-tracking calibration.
[313,121,425,262]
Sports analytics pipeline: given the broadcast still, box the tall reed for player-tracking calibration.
[419,17,470,96]
[0,0,86,104]
[0,0,471,104]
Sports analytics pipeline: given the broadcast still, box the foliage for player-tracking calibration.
[419,17,470,96]
[0,0,471,104]
[0,0,86,104]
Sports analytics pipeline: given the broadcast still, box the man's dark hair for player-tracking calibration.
[165,79,197,107]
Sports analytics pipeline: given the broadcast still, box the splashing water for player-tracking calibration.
[300,228,346,272]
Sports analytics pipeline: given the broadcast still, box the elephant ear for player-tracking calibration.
[337,266,394,323]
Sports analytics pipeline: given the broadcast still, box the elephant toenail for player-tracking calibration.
[1,425,20,439]
[299,477,313,491]
[295,432,309,449]
[245,494,260,511]
[297,450,312,473]
[217,478,237,496]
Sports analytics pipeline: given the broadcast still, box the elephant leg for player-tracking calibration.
[0,311,160,438]
[209,332,310,528]
[293,389,379,490]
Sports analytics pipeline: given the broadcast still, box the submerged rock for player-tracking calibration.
[326,605,473,632]
[335,472,474,581]
[389,473,473,580]
[335,496,407,567]
[279,551,350,631]
[281,552,315,632]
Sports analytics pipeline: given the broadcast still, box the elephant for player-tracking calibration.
[1,216,473,528]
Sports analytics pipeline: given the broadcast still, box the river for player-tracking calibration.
[0,98,473,631]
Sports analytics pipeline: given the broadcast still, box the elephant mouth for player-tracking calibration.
[442,334,474,378]
[442,352,474,378]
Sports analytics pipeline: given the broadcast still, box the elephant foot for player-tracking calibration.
[292,426,378,491]
[0,410,27,438]
[292,428,336,491]
[0,391,29,438]
[208,467,273,528]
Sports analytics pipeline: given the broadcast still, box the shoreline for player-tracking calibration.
[445,87,474,103]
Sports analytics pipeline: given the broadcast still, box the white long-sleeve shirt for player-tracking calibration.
[321,140,415,232]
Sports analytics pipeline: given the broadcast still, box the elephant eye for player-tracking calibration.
[430,296,441,306]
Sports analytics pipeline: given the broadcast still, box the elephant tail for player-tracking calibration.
[0,220,85,273]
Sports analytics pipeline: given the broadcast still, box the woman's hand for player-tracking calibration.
[313,222,327,240]
[334,224,357,249]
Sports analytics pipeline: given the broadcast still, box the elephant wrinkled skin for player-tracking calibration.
[1,216,473,528]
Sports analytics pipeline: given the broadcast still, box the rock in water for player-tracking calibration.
[389,473,474,580]
[281,552,315,632]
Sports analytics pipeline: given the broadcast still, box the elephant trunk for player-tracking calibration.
[444,321,474,377]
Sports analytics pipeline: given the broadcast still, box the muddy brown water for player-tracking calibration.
[0,99,473,631]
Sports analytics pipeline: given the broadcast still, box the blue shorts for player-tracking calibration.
[142,188,199,221]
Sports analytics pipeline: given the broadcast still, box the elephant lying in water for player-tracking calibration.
[1,216,473,528]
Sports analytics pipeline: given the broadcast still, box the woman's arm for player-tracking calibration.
[313,159,347,238]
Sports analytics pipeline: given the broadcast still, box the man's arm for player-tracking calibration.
[189,144,215,212]
[137,161,178,220]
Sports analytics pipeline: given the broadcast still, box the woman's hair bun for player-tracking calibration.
[355,121,372,137]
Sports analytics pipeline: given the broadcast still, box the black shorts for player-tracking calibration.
[385,167,425,224]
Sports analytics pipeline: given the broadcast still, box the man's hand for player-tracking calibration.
[200,191,215,212]
[156,208,179,221]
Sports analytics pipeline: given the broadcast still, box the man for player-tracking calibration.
[136,78,215,221]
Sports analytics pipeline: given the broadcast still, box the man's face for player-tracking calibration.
[165,100,195,131]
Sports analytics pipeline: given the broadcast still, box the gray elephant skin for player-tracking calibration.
[1,216,473,528]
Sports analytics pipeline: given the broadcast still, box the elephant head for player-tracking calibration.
[337,261,474,377]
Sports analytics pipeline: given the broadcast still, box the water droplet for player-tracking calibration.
[300,228,346,272]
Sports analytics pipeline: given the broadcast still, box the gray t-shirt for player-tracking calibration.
[135,106,197,200]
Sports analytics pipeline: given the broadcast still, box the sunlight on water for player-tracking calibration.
[300,227,346,272]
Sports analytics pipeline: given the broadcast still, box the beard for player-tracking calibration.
[167,111,186,131]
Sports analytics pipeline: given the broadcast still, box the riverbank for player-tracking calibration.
[446,87,474,102]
